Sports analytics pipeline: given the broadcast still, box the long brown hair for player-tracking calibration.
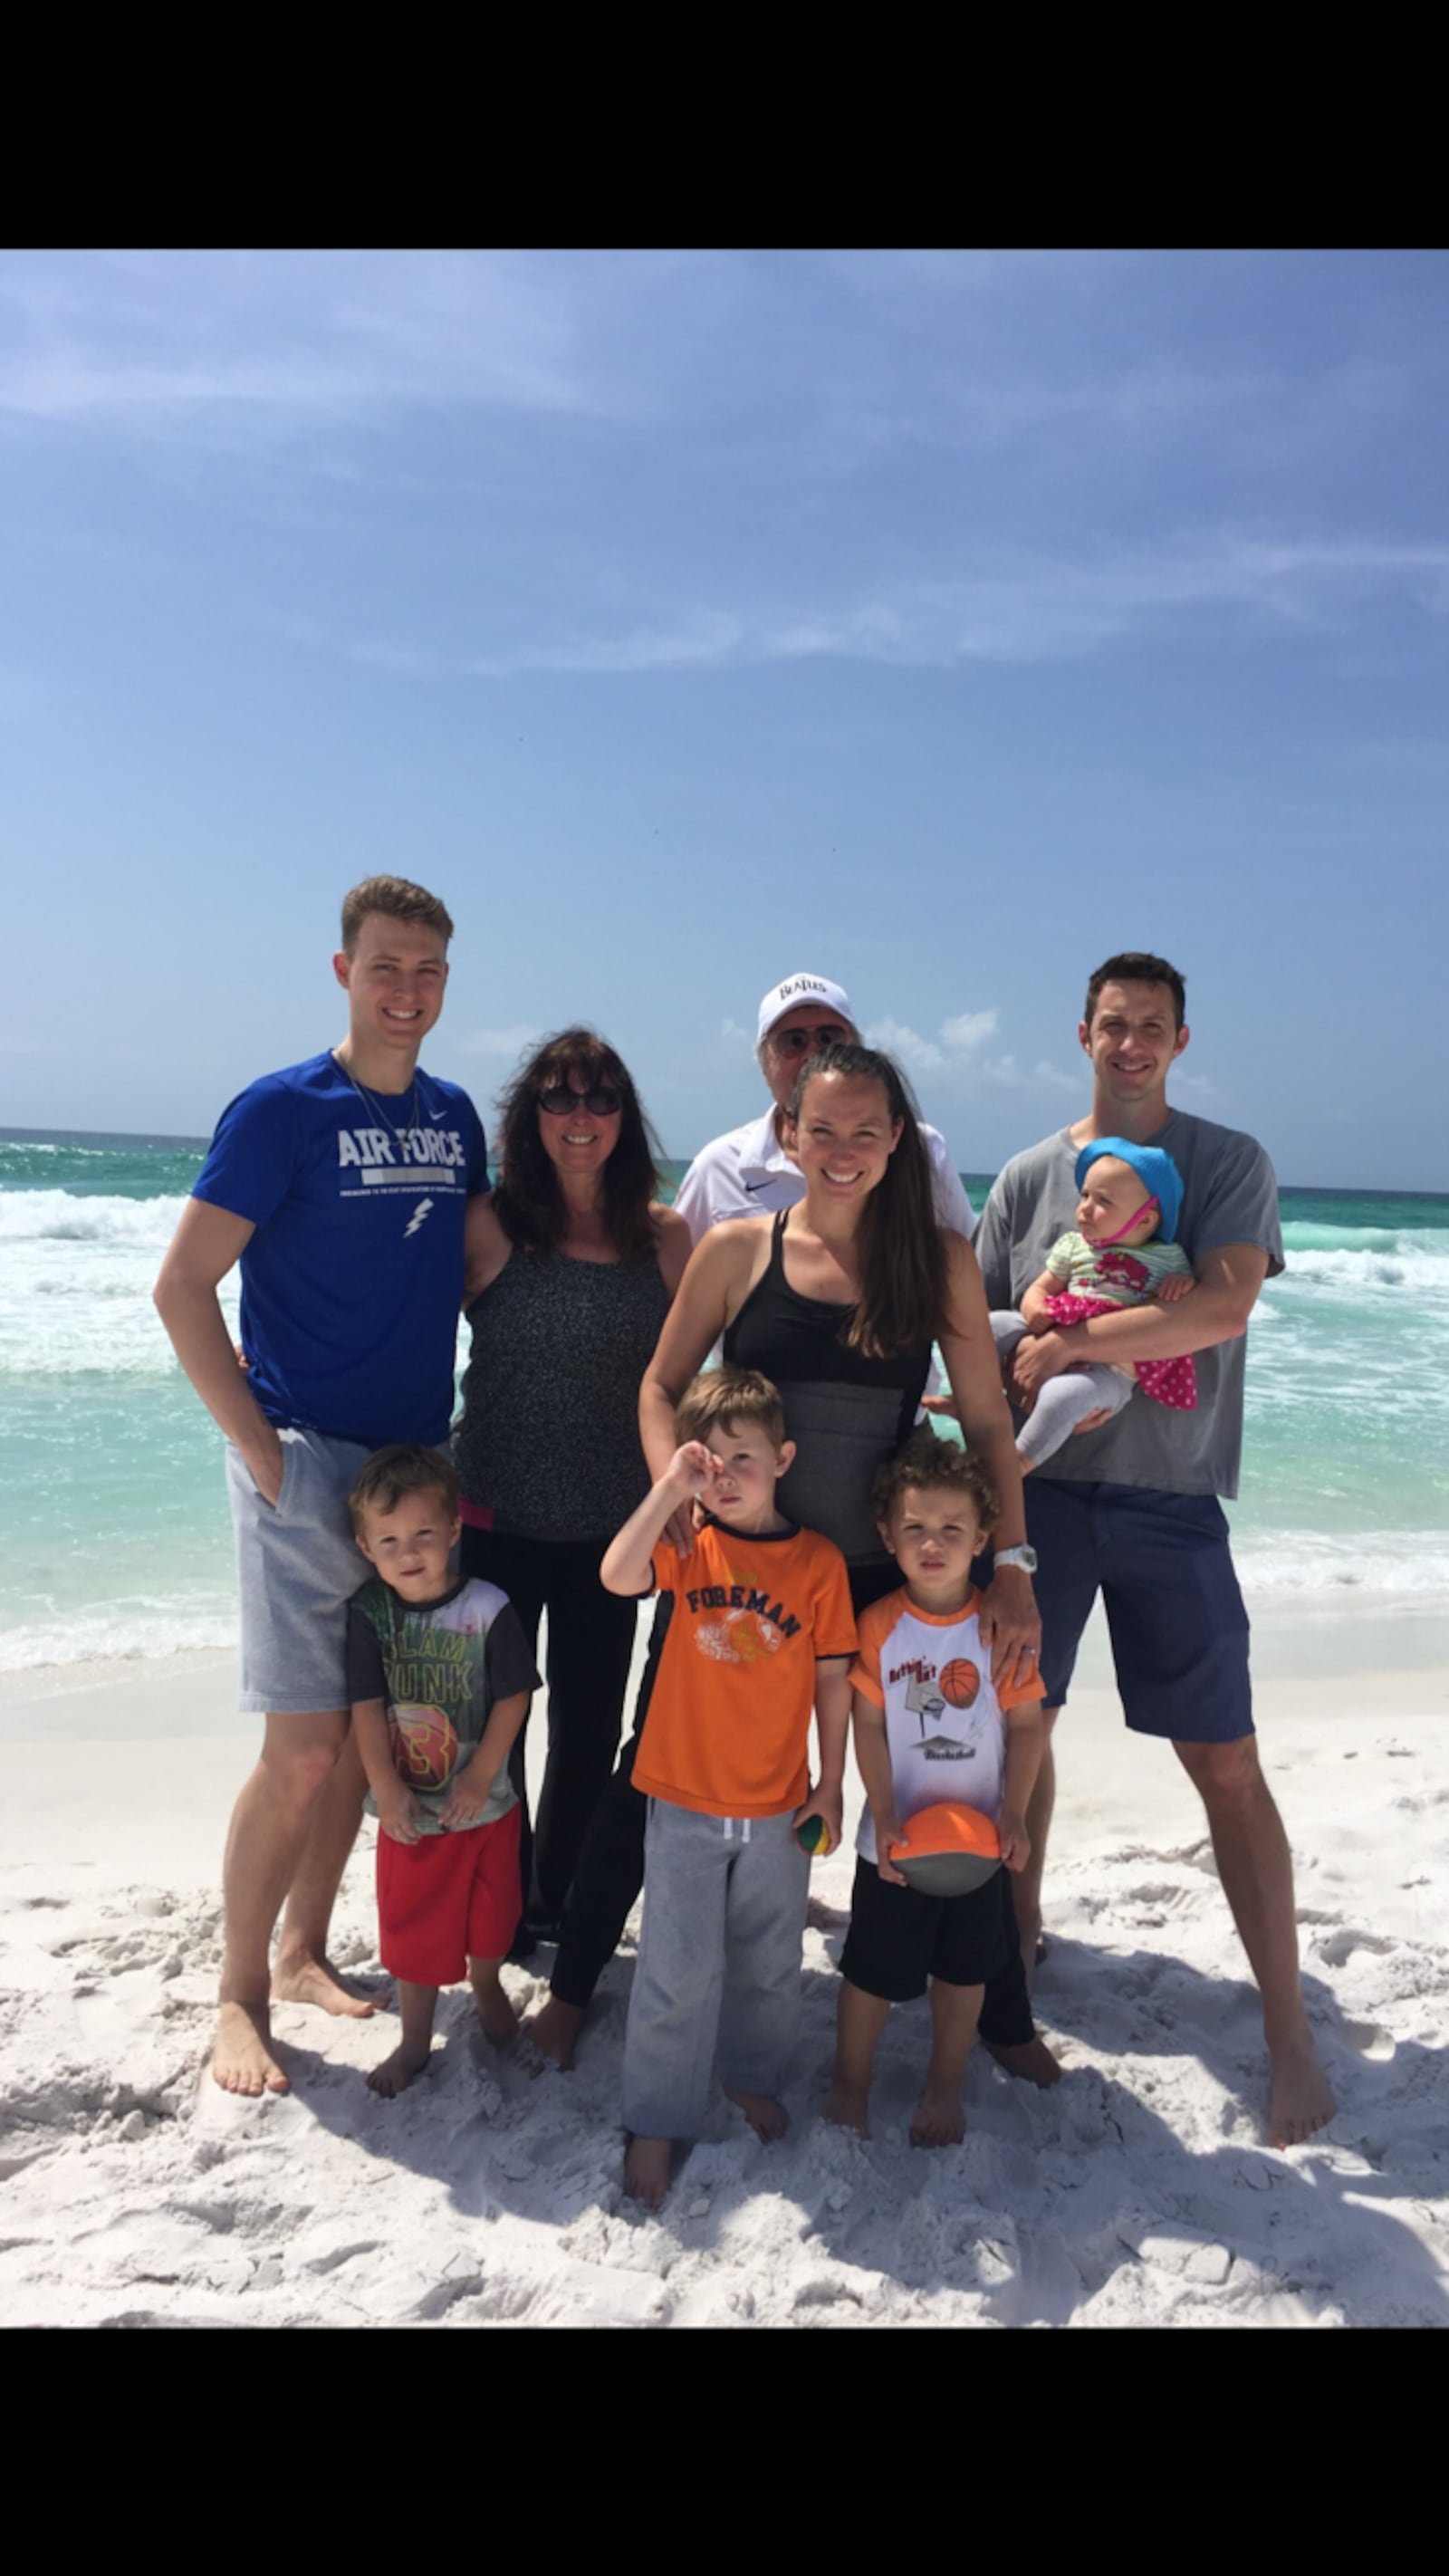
[786,1042,949,1359]
[493,1027,664,1261]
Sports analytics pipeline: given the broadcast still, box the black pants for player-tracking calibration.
[460,1526,638,1931]
[548,1556,1037,2049]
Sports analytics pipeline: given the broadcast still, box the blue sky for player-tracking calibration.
[2,248,1445,1187]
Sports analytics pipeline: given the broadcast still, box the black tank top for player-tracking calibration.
[723,1212,932,1564]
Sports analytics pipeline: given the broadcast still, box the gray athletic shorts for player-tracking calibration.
[225,1427,373,1716]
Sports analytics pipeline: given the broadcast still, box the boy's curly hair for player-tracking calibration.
[872,1427,999,1534]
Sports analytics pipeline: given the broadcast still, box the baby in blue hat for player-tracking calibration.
[991,1139,1199,1467]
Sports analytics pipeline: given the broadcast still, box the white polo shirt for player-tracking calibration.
[673,1105,977,1247]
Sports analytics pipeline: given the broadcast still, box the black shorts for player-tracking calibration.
[840,1855,1020,2005]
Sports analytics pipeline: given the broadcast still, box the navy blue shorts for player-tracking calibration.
[1017,1479,1254,1745]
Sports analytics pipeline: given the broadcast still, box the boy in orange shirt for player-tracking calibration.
[826,1435,1045,2148]
[601,1368,855,2208]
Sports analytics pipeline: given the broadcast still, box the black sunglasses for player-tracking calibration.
[770,1023,850,1055]
[537,1083,623,1117]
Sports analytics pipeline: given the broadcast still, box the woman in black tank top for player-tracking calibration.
[645,1043,1039,1669]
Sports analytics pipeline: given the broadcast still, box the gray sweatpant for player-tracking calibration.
[991,1312,1134,1466]
[621,1800,811,2141]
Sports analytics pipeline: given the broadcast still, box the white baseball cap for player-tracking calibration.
[755,972,857,1047]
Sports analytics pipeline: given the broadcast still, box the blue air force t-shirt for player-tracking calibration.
[192,1053,489,1448]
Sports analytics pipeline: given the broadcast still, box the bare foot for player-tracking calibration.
[367,2039,433,2099]
[623,2134,672,2209]
[725,2088,789,2143]
[524,1994,585,2069]
[212,2000,289,2097]
[1269,2033,1336,2148]
[473,1985,520,2047]
[984,2035,1063,2089]
[272,1953,374,2019]
[909,2083,965,2148]
[822,2078,870,2136]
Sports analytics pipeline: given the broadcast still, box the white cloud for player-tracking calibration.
[1032,1060,1081,1094]
[941,1010,998,1050]
[462,1025,537,1057]
[0,251,592,446]
[864,1016,945,1073]
[720,1017,753,1045]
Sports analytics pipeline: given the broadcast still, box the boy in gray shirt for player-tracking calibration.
[974,951,1335,2151]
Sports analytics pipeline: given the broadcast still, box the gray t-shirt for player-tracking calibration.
[974,1112,1283,1500]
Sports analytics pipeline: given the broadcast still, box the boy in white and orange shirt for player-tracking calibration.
[601,1367,855,2208]
[826,1434,1045,2148]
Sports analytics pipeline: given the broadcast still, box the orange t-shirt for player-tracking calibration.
[631,1515,857,1820]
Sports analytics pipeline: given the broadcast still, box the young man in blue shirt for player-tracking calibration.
[154,876,491,2099]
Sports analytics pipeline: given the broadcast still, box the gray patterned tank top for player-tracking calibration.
[453,1250,670,1542]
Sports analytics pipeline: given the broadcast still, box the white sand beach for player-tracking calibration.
[2,1602,1446,2331]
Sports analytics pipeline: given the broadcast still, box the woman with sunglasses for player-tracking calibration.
[452,1029,690,1948]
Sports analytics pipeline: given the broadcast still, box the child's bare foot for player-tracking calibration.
[1268,2033,1336,2148]
[524,1994,584,2069]
[212,2001,289,2097]
[724,2088,789,2143]
[822,2078,870,2136]
[984,2035,1063,2088]
[909,2082,965,2148]
[623,2134,671,2208]
[470,1965,519,2046]
[367,2038,433,2098]
[272,1951,374,2019]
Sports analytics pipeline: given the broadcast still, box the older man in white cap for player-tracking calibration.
[674,971,977,1242]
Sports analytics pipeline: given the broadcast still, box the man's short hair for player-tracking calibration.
[1084,952,1186,1032]
[872,1427,1000,1535]
[341,876,456,956]
[676,1367,786,1454]
[348,1443,459,1534]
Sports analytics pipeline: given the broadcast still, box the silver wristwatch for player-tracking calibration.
[993,1544,1038,1575]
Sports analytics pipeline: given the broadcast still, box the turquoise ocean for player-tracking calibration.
[2,1128,1447,1673]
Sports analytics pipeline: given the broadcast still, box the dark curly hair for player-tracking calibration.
[493,1027,665,1261]
[872,1425,1000,1535]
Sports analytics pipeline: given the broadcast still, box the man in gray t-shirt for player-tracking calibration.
[975,952,1334,2151]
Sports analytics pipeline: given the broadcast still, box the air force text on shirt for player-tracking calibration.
[336,1125,471,1187]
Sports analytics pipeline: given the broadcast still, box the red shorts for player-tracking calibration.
[375,1803,522,1987]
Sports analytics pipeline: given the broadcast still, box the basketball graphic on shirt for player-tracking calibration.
[695,1610,783,1666]
[389,1704,458,1789]
[938,1658,980,1709]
